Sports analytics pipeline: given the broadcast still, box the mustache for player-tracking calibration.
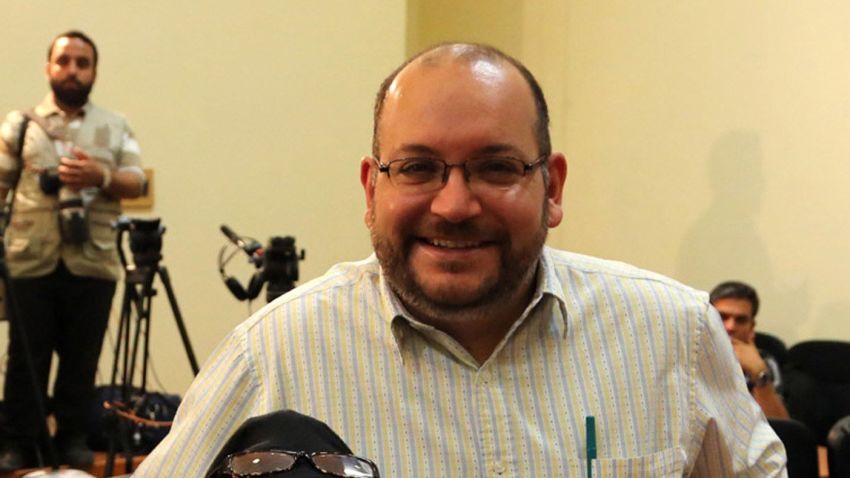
[418,220,484,238]
[414,219,508,245]
[59,77,84,88]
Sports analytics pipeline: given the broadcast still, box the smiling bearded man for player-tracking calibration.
[135,43,786,477]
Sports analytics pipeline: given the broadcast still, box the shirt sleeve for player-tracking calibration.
[115,118,146,183]
[0,111,26,190]
[689,303,788,477]
[133,326,259,477]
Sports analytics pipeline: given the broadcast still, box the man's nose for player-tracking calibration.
[65,60,85,78]
[430,167,482,223]
[723,317,735,333]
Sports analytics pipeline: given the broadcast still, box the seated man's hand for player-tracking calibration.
[730,333,768,378]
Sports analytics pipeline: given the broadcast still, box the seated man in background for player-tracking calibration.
[710,280,790,418]
[135,43,785,476]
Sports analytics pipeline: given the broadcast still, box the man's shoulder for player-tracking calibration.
[84,102,130,124]
[1,109,27,124]
[544,247,708,303]
[238,255,381,330]
[0,110,29,148]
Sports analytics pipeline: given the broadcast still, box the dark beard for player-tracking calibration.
[372,211,548,323]
[50,78,92,108]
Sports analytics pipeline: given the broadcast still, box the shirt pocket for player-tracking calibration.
[592,447,685,477]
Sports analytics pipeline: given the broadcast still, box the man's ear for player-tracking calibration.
[545,152,568,228]
[360,156,377,227]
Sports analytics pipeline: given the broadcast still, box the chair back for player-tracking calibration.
[784,340,850,444]
[828,415,850,478]
[768,418,819,478]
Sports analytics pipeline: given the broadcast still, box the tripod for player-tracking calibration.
[104,218,198,475]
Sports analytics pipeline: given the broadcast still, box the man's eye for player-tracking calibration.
[396,159,440,175]
[479,158,520,174]
[472,158,524,183]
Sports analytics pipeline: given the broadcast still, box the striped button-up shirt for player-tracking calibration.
[135,247,786,477]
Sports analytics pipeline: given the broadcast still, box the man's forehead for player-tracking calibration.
[393,51,510,90]
[713,298,755,316]
[373,45,541,158]
[51,37,94,59]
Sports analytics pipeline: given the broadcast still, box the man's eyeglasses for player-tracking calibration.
[376,155,548,194]
[215,450,380,477]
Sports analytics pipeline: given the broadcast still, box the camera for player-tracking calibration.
[115,217,165,269]
[219,225,305,303]
[57,186,88,244]
[262,236,303,303]
[38,169,89,245]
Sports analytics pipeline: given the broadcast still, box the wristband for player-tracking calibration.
[746,368,773,389]
[100,165,112,190]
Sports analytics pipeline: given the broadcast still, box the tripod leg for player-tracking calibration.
[140,282,154,392]
[157,266,199,375]
[104,411,118,477]
[110,282,132,388]
[126,279,150,397]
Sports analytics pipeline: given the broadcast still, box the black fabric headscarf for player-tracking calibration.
[205,410,357,478]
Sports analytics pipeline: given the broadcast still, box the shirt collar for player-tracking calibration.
[538,246,570,335]
[35,93,92,119]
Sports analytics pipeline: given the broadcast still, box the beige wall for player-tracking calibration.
[411,1,850,345]
[0,1,405,395]
[406,0,524,57]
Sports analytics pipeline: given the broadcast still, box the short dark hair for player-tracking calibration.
[371,43,551,160]
[710,281,760,317]
[48,30,98,68]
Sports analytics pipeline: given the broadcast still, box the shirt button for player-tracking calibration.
[492,462,505,474]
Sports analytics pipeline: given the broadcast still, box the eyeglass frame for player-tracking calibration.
[374,153,549,192]
[213,449,381,478]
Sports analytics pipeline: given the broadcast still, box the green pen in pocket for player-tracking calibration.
[586,416,597,478]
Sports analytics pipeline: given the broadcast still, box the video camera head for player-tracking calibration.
[219,225,304,303]
[114,216,165,269]
[262,236,303,303]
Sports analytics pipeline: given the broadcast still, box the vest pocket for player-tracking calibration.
[82,206,119,261]
[6,209,56,261]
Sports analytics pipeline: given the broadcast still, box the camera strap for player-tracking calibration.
[1,113,30,235]
[2,109,63,234]
[20,109,64,141]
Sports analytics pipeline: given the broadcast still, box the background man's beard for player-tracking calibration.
[51,78,92,108]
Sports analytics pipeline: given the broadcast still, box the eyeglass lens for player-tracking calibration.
[313,454,376,477]
[228,451,377,477]
[230,451,296,474]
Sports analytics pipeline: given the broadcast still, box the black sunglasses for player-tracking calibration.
[213,449,380,477]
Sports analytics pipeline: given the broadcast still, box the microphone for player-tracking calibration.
[220,225,262,258]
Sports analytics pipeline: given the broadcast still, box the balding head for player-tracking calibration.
[371,43,550,160]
